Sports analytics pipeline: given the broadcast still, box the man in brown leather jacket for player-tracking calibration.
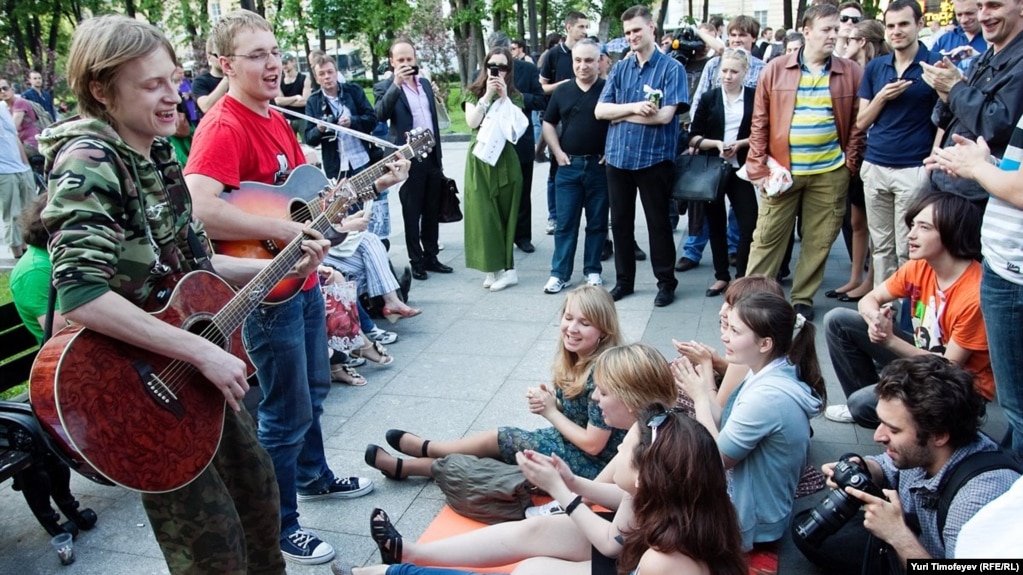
[745,3,865,321]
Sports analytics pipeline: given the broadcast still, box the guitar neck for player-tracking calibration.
[211,142,419,332]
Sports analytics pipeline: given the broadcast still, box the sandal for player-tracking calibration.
[365,444,406,480]
[352,340,394,366]
[370,508,403,564]
[330,363,368,386]
[385,429,431,457]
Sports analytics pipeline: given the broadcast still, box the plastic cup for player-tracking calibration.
[50,532,75,566]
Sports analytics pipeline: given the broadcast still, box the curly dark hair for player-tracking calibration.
[875,355,985,448]
[619,404,746,575]
[20,193,50,249]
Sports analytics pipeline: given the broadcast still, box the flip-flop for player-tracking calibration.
[365,444,406,480]
[370,508,403,564]
[385,429,430,457]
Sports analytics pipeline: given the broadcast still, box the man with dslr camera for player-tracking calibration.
[798,355,1019,570]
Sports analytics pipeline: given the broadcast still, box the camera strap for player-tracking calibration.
[934,448,1022,548]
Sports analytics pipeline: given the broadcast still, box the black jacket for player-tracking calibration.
[305,83,377,179]
[689,86,756,166]
[373,76,442,167]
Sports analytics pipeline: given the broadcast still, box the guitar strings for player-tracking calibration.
[152,141,425,400]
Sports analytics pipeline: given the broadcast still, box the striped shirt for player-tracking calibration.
[983,114,1023,285]
[788,58,844,176]
[600,49,688,170]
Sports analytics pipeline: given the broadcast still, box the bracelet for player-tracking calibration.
[564,494,585,516]
[478,100,490,115]
[694,137,705,150]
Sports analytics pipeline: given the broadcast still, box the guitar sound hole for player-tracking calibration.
[186,319,228,350]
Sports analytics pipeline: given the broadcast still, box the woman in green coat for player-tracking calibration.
[462,47,526,292]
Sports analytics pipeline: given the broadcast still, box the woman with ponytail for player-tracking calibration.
[673,291,824,551]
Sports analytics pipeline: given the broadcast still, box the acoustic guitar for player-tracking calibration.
[216,128,434,303]
[30,129,436,493]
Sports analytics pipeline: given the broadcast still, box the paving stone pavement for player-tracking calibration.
[0,140,1007,574]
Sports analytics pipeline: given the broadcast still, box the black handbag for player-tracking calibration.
[672,153,730,203]
[439,177,463,223]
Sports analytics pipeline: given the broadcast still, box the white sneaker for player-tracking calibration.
[586,273,603,286]
[825,404,854,423]
[490,269,519,292]
[524,500,565,518]
[543,277,570,294]
[483,272,497,289]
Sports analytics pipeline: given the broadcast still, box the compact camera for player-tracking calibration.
[793,453,887,547]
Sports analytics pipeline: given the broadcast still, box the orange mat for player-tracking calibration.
[416,505,518,573]
[417,505,778,575]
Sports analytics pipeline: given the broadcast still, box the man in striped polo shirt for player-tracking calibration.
[745,3,865,321]
[595,4,688,307]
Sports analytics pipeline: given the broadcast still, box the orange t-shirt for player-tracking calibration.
[885,259,993,400]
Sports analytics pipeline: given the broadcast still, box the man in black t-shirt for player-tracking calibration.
[538,11,590,235]
[540,40,611,294]
[191,37,228,124]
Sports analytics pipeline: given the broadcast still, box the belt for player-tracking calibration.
[567,154,601,161]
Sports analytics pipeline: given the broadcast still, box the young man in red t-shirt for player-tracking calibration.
[823,192,992,427]
[183,9,408,565]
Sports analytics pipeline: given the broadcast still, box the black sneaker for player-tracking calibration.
[281,528,335,564]
[297,476,374,501]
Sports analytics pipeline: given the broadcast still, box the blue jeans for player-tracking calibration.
[242,287,334,537]
[551,156,609,280]
[981,262,1023,455]
[683,208,739,262]
[358,300,374,334]
[387,565,481,575]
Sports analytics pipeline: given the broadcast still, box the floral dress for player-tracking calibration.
[496,373,625,479]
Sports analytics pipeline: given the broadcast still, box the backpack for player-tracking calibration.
[936,448,1023,548]
[26,99,54,132]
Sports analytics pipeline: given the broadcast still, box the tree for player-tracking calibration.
[404,0,458,101]
[167,0,213,65]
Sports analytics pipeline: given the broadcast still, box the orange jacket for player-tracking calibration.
[746,52,866,181]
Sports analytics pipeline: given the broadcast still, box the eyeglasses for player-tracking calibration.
[848,36,864,41]
[487,63,510,72]
[646,407,683,443]
[226,49,284,63]
[840,15,862,23]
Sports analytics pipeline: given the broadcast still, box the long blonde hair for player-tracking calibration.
[552,286,623,399]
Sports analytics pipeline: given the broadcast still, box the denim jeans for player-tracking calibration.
[242,286,334,537]
[981,262,1023,455]
[551,156,609,281]
[387,565,483,575]
[683,208,740,262]
[824,306,913,429]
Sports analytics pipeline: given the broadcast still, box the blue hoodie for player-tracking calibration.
[719,361,822,550]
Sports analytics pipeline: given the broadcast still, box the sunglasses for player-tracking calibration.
[0,86,10,92]
[840,15,862,23]
[487,63,510,72]
[646,407,684,443]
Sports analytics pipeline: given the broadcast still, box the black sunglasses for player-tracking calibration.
[0,86,10,92]
[840,15,862,23]
[487,63,510,72]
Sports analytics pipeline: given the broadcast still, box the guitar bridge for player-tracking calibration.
[133,360,185,420]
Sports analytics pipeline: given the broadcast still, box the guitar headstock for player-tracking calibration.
[404,127,436,161]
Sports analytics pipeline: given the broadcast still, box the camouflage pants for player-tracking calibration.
[141,408,285,575]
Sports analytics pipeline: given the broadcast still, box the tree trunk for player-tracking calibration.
[527,0,538,53]
[656,0,668,34]
[515,0,524,40]
[702,0,709,22]
[795,0,808,28]
[688,0,694,22]
[239,0,255,12]
[540,0,548,46]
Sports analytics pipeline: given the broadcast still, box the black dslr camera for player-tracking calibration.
[667,27,705,65]
[794,453,887,547]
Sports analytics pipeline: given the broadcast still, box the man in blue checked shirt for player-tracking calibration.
[595,4,688,308]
